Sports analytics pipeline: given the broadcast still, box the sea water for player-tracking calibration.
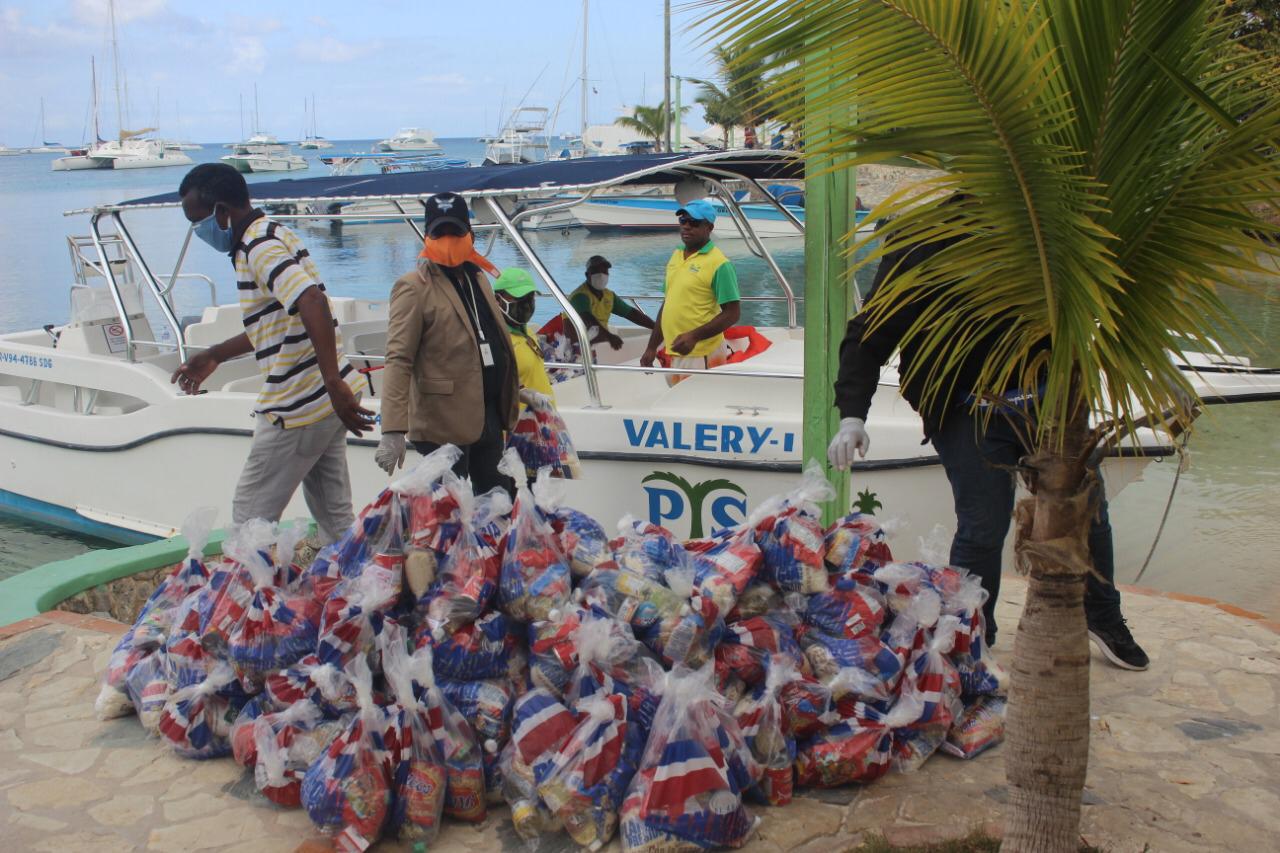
[0,143,1276,622]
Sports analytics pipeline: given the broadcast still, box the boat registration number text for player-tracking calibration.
[0,351,53,369]
[623,418,796,455]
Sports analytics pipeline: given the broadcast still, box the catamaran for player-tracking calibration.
[299,95,333,150]
[221,87,308,173]
[51,8,192,172]
[2,151,1276,549]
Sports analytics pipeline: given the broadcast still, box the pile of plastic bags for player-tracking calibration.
[96,451,1005,852]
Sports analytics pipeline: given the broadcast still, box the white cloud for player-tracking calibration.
[231,37,266,74]
[308,16,332,30]
[294,36,380,64]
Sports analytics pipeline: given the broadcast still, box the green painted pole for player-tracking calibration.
[802,51,855,525]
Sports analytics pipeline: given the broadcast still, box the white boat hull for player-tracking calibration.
[573,198,816,239]
[51,155,110,171]
[222,153,309,173]
[110,151,194,169]
[6,314,1270,550]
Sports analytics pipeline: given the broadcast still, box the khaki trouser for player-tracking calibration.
[666,341,731,387]
[231,408,355,544]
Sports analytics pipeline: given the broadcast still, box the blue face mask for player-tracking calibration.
[193,208,233,253]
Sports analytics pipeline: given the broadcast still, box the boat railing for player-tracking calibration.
[345,352,802,382]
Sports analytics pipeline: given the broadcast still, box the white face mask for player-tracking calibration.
[589,272,609,291]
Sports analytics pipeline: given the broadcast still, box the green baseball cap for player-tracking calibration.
[494,267,539,298]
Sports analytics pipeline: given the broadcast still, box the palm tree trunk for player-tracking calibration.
[1001,406,1094,853]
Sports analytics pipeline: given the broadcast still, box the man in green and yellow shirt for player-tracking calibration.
[640,200,741,385]
[563,255,655,350]
[493,268,555,407]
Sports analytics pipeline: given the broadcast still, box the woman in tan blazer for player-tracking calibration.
[375,193,518,495]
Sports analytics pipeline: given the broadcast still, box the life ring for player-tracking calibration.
[656,325,771,368]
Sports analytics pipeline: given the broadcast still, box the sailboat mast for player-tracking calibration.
[253,84,260,135]
[239,92,244,141]
[40,97,46,144]
[91,57,100,143]
[580,0,589,140]
[109,0,123,142]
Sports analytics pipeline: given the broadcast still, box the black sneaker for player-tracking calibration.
[1088,618,1149,671]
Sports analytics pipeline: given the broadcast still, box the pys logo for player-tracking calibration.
[642,471,747,538]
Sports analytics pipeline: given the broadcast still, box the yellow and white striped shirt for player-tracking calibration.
[233,215,366,428]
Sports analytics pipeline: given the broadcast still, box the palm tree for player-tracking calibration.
[614,104,689,148]
[691,44,782,147]
[703,1,1280,850]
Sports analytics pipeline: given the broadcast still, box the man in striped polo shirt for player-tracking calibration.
[170,163,372,543]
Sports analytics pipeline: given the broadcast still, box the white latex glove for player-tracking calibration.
[375,432,407,475]
[827,417,870,470]
[519,388,551,408]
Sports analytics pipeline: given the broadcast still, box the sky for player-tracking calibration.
[0,0,724,145]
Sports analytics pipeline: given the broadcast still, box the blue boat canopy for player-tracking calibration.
[94,150,804,212]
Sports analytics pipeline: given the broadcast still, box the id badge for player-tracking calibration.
[479,342,495,367]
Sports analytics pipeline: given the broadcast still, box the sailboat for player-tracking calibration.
[221,86,308,172]
[299,95,332,149]
[52,2,192,172]
[24,99,68,154]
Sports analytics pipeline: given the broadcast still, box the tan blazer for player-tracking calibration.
[381,260,518,444]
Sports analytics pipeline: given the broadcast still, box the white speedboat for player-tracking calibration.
[3,151,1276,546]
[299,95,333,149]
[0,144,22,156]
[221,133,308,172]
[573,193,822,239]
[377,128,442,152]
[483,108,551,165]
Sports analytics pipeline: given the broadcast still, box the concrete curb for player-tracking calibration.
[0,530,227,627]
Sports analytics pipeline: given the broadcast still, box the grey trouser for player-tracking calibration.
[232,409,355,544]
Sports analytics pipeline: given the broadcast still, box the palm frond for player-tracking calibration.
[699,0,1280,451]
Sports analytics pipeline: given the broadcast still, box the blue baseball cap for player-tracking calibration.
[676,199,717,224]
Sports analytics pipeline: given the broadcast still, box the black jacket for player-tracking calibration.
[833,234,1044,440]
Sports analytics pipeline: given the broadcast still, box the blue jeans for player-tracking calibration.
[930,407,1123,638]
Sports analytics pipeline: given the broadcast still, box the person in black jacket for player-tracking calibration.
[828,208,1149,670]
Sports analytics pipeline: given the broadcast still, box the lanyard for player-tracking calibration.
[447,267,487,344]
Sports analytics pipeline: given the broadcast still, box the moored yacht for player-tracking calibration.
[2,151,1276,546]
[377,128,442,152]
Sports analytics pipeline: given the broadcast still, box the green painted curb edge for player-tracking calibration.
[0,530,229,627]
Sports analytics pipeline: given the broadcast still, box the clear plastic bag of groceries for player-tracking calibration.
[804,571,888,640]
[502,686,580,845]
[549,505,613,578]
[798,625,904,702]
[612,516,690,584]
[439,678,513,747]
[688,525,762,625]
[564,612,658,708]
[751,462,834,595]
[537,693,635,850]
[301,657,394,848]
[156,661,248,760]
[893,615,964,772]
[734,656,800,806]
[794,695,919,787]
[126,507,220,653]
[499,737,560,845]
[225,519,321,690]
[392,445,466,598]
[507,392,583,480]
[315,506,406,670]
[246,701,342,808]
[823,511,893,574]
[392,628,490,824]
[263,653,357,717]
[942,694,1007,759]
[381,625,449,845]
[529,604,590,698]
[423,609,518,682]
[715,610,805,691]
[420,483,511,638]
[123,648,171,733]
[498,452,573,622]
[622,665,759,850]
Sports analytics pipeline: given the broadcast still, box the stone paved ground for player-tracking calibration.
[1,578,1277,853]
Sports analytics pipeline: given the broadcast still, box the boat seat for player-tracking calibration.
[223,374,265,394]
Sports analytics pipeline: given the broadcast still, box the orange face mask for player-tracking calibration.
[419,232,498,276]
